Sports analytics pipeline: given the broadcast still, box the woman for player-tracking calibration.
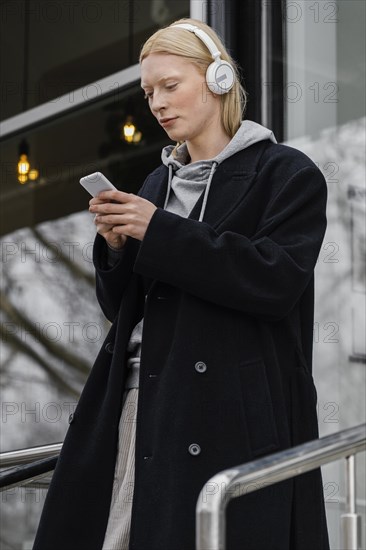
[33,18,329,550]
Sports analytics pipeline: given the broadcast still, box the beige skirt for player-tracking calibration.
[101,388,138,550]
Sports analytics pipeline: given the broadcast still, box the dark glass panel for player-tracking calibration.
[0,1,25,119]
[131,0,190,62]
[1,0,189,120]
[0,83,172,236]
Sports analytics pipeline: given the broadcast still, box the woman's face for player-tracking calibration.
[140,53,222,145]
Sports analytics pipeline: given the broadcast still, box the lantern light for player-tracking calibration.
[122,115,142,144]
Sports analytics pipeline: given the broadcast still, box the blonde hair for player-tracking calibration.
[139,18,248,151]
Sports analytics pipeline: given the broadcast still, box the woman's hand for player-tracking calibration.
[89,194,127,250]
[89,190,157,246]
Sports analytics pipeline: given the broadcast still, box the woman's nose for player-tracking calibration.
[151,91,166,113]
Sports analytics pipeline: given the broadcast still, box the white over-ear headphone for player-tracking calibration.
[170,23,236,95]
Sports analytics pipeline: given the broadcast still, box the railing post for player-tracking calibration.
[341,455,361,550]
[196,425,365,550]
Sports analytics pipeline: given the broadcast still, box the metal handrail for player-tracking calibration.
[196,423,366,550]
[0,442,62,468]
[1,426,365,548]
[0,456,57,491]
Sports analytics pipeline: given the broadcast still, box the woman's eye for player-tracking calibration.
[143,84,176,99]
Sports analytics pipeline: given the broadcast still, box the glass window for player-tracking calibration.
[131,0,191,60]
[0,84,170,235]
[0,0,189,120]
[284,2,365,548]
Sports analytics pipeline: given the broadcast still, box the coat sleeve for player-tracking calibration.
[92,175,152,322]
[133,164,327,321]
[92,235,134,322]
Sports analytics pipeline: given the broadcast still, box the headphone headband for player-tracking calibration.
[171,23,222,61]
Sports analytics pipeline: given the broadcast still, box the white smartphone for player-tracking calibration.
[79,172,117,197]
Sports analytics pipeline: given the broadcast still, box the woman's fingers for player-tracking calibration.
[97,190,132,203]
[89,196,111,207]
[89,189,131,207]
[89,201,128,215]
[94,214,128,225]
[89,192,157,241]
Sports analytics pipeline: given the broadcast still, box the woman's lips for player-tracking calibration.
[160,117,178,127]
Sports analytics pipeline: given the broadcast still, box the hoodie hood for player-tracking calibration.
[161,120,277,222]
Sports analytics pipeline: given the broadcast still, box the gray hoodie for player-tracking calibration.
[123,120,277,389]
[160,119,277,221]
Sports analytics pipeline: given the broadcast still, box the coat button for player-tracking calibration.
[68,413,74,424]
[188,443,201,456]
[194,361,207,373]
[105,342,114,354]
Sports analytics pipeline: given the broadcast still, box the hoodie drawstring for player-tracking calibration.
[163,163,174,211]
[163,161,218,223]
[198,161,218,222]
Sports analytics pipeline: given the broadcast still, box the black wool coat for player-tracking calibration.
[33,140,330,550]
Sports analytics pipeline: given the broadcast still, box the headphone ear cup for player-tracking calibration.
[206,60,235,95]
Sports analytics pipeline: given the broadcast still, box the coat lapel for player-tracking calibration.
[190,143,268,227]
[144,141,268,228]
[188,166,257,228]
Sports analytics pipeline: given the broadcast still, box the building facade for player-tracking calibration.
[0,1,365,548]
